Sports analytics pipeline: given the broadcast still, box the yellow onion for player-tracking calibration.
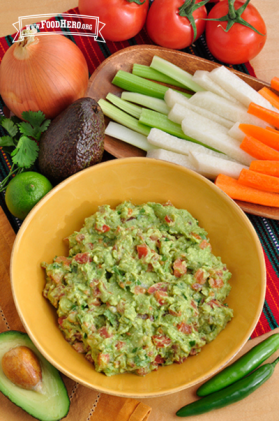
[0,29,89,119]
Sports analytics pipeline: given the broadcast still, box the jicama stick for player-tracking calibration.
[238,168,279,193]
[147,128,232,158]
[258,87,279,110]
[240,135,279,161]
[228,122,245,142]
[248,102,279,129]
[239,124,279,151]
[104,122,156,151]
[189,91,270,128]
[146,148,199,173]
[180,108,254,165]
[168,101,233,129]
[215,174,279,207]
[192,70,239,103]
[271,77,279,92]
[188,150,247,179]
[250,160,279,178]
[209,65,274,109]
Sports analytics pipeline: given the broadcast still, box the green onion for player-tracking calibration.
[105,121,156,152]
[150,56,205,93]
[132,64,185,88]
[98,99,150,136]
[121,92,169,115]
[139,108,204,145]
[106,93,142,118]
[112,71,191,100]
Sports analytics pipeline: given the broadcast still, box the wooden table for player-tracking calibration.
[0,0,278,83]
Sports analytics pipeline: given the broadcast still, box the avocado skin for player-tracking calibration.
[38,97,105,184]
[0,330,70,421]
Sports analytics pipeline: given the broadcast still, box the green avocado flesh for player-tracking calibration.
[0,331,70,421]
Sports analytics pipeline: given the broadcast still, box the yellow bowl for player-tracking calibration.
[11,158,265,398]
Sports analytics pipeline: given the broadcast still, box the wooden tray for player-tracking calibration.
[86,45,279,220]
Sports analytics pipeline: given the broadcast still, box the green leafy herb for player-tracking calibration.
[0,111,51,192]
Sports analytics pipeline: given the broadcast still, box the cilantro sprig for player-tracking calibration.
[0,111,51,192]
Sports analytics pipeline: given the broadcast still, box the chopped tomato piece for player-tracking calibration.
[154,355,165,365]
[74,253,92,264]
[134,286,146,295]
[164,215,173,223]
[54,256,71,267]
[98,353,110,367]
[209,277,224,288]
[152,334,172,348]
[136,367,149,376]
[116,341,125,350]
[98,327,112,338]
[173,258,187,277]
[207,299,222,308]
[95,224,110,233]
[154,290,168,305]
[76,233,85,243]
[199,240,211,250]
[147,282,168,294]
[194,269,207,284]
[48,272,63,284]
[191,283,202,291]
[58,316,66,326]
[72,342,85,353]
[169,309,182,317]
[191,232,202,240]
[177,322,192,334]
[137,244,148,258]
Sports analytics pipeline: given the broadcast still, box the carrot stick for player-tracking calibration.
[240,135,279,161]
[266,127,279,133]
[215,174,279,207]
[258,87,279,110]
[271,77,279,92]
[238,168,279,193]
[250,160,279,178]
[248,102,279,129]
[239,124,279,151]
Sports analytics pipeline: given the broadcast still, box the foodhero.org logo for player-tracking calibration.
[13,13,106,43]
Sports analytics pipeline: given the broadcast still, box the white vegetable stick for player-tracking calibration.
[192,70,239,104]
[189,91,270,128]
[209,66,275,110]
[147,128,235,161]
[227,122,246,142]
[104,121,156,151]
[166,97,234,129]
[180,108,254,166]
[188,150,248,179]
[147,148,198,173]
[168,103,229,132]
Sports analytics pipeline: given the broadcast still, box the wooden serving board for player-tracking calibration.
[85,45,279,220]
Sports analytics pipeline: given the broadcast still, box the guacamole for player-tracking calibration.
[42,201,233,376]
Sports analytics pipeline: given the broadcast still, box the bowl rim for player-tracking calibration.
[10,157,266,397]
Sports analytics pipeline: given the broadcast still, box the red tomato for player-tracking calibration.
[146,0,207,50]
[137,244,148,258]
[205,0,267,64]
[78,0,149,42]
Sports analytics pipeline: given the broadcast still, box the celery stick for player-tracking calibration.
[106,93,142,118]
[98,99,150,136]
[105,122,156,151]
[132,64,185,88]
[150,56,204,93]
[139,108,204,145]
[121,92,169,115]
[112,71,191,100]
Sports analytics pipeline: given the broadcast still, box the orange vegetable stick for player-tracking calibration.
[248,102,279,129]
[215,174,279,207]
[271,77,279,92]
[250,160,279,178]
[266,127,279,133]
[258,87,279,110]
[239,124,279,151]
[240,135,279,161]
[238,168,279,193]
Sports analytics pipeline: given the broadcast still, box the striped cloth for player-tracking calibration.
[0,6,278,338]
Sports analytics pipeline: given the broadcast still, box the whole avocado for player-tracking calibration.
[38,97,105,183]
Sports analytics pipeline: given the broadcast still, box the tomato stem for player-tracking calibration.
[178,0,211,42]
[204,0,266,36]
[126,0,146,4]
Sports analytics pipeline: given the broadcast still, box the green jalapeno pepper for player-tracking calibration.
[197,333,279,396]
[176,356,279,417]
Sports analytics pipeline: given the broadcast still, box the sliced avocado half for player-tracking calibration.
[0,331,70,421]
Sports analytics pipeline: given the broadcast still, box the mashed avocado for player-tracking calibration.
[42,201,233,376]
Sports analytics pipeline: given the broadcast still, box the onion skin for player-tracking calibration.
[0,34,89,119]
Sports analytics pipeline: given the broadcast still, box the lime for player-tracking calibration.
[5,172,52,220]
